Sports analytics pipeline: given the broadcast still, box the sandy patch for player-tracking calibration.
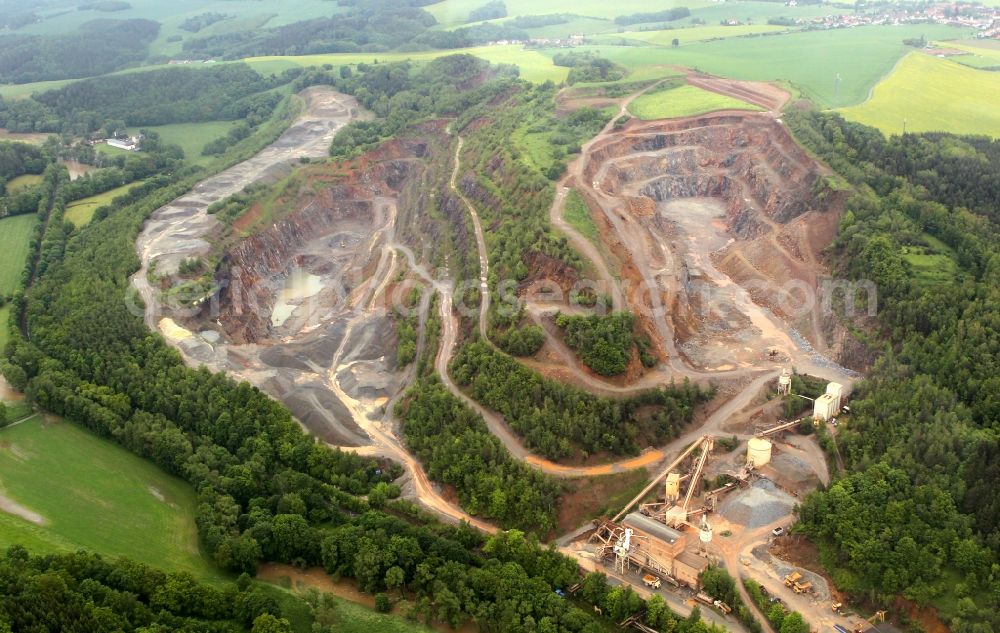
[159,317,193,341]
[0,490,47,525]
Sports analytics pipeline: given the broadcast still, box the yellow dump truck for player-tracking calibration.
[784,572,802,587]
[793,580,813,594]
[643,574,662,589]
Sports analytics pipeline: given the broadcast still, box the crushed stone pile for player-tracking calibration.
[719,479,796,528]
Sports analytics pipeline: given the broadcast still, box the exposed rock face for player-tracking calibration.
[581,111,847,368]
[587,115,822,240]
[219,185,386,343]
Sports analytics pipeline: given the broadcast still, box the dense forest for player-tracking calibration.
[556,311,639,376]
[450,341,707,459]
[0,546,296,632]
[36,64,287,130]
[0,141,47,188]
[0,19,159,84]
[0,63,292,136]
[787,110,1000,631]
[397,376,563,532]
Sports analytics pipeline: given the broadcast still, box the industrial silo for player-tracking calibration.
[747,437,773,468]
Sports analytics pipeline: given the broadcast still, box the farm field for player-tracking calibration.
[560,23,970,107]
[244,45,570,83]
[837,52,1000,137]
[593,23,790,47]
[0,415,222,581]
[628,83,762,119]
[940,40,1000,69]
[0,129,50,144]
[127,120,241,165]
[423,0,712,27]
[5,174,42,192]
[0,214,37,295]
[65,181,145,227]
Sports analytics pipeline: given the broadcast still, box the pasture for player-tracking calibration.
[0,415,222,581]
[837,52,1000,137]
[127,120,241,165]
[628,83,762,119]
[941,40,1000,69]
[594,23,790,47]
[0,214,37,295]
[244,45,570,83]
[5,174,42,192]
[65,181,145,227]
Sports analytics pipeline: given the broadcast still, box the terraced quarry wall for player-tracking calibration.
[581,111,847,369]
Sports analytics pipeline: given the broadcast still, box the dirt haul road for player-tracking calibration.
[444,77,855,479]
[132,88,494,532]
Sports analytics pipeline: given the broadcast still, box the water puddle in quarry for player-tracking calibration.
[271,269,324,327]
[655,197,797,371]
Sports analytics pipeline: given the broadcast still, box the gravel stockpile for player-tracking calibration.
[719,479,797,528]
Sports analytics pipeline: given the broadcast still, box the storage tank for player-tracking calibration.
[665,472,681,501]
[747,437,772,468]
[778,369,792,395]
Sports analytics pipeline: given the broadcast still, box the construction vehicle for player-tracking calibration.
[642,574,662,590]
[695,592,715,607]
[831,602,843,614]
[784,571,802,587]
[793,580,813,594]
[853,611,886,633]
[713,600,733,615]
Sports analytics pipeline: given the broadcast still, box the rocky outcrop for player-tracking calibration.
[587,114,825,239]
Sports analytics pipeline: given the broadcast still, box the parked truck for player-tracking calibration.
[784,572,802,587]
[643,574,662,590]
[793,580,813,594]
[714,600,733,614]
[695,593,715,607]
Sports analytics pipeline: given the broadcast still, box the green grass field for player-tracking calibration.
[245,45,569,83]
[593,23,790,47]
[838,52,1000,137]
[65,181,145,227]
[563,188,600,242]
[424,0,709,27]
[0,415,222,581]
[629,83,762,119]
[0,214,37,295]
[5,174,43,192]
[561,23,970,107]
[125,120,241,165]
[941,40,1000,69]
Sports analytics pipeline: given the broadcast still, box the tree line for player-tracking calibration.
[0,546,299,632]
